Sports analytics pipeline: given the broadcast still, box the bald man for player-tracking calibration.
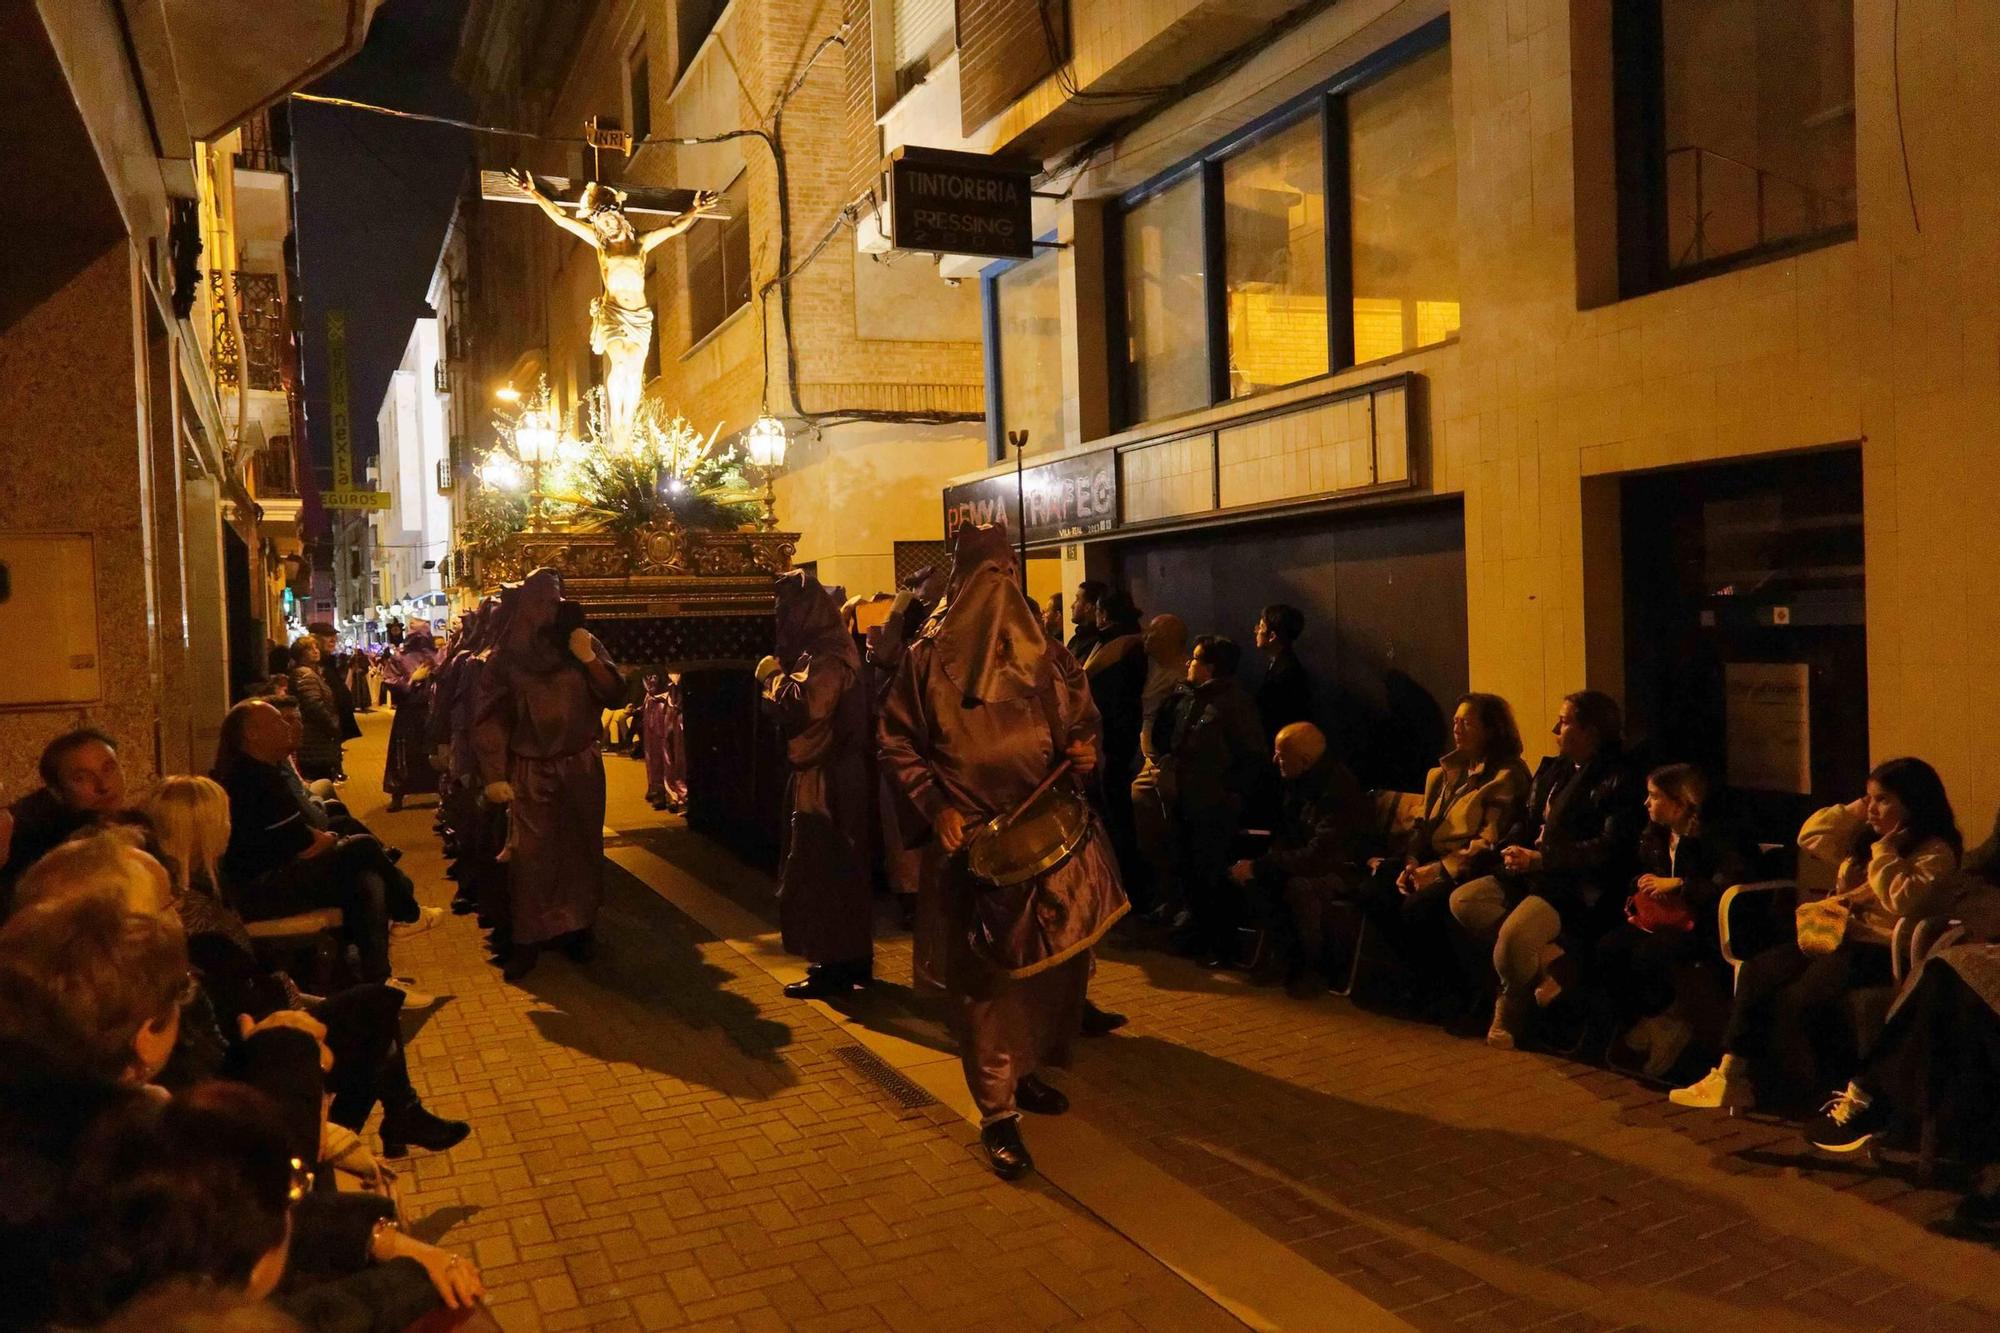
[1229,722,1372,996]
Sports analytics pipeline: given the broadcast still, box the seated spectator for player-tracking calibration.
[0,867,484,1324]
[148,776,467,1156]
[1228,722,1373,995]
[1361,693,1531,1009]
[212,700,435,996]
[1,725,131,909]
[1593,764,1750,1079]
[1448,691,1643,1049]
[1253,604,1313,744]
[0,887,190,1085]
[1673,757,1968,1111]
[287,639,344,784]
[1161,636,1269,966]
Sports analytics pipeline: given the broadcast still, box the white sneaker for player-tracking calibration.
[1668,1062,1753,1110]
[1633,1014,1693,1081]
[386,977,439,1010]
[390,907,445,938]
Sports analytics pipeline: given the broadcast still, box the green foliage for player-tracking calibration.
[574,435,760,533]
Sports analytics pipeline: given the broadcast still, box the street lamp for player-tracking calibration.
[494,383,521,404]
[745,412,788,531]
[514,404,560,529]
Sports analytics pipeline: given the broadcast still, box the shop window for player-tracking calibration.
[1347,44,1459,363]
[628,43,652,144]
[1224,113,1328,398]
[1615,0,1855,294]
[1121,174,1209,424]
[687,176,751,345]
[675,0,726,83]
[987,248,1069,458]
[1109,20,1455,429]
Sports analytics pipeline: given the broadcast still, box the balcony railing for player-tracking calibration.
[436,458,455,494]
[256,436,298,497]
[234,111,285,173]
[434,361,451,394]
[210,271,285,392]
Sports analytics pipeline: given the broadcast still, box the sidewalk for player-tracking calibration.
[343,709,2000,1331]
[338,713,1232,1331]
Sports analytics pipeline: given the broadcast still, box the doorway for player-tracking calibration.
[1619,447,1865,839]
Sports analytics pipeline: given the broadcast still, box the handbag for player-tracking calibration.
[1794,895,1851,957]
[1625,889,1694,934]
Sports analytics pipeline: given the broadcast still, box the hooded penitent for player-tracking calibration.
[931,523,1046,705]
[774,570,859,671]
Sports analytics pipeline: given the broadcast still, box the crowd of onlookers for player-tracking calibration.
[0,621,492,1332]
[1053,577,2000,1234]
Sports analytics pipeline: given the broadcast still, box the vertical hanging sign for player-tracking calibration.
[323,311,390,510]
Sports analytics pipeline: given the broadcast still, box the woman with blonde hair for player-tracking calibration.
[142,778,469,1159]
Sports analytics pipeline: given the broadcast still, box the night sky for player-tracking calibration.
[292,0,472,512]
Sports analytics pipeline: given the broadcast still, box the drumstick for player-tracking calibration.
[995,759,1074,834]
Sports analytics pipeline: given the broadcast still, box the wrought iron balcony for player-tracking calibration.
[210,270,285,392]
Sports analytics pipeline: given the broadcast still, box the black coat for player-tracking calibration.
[1253,753,1373,881]
[1164,677,1268,823]
[1509,749,1645,913]
[1255,647,1315,742]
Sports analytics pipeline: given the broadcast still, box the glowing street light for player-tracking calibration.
[744,412,788,530]
[494,383,521,404]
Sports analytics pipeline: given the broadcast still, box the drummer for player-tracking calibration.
[878,522,1129,1180]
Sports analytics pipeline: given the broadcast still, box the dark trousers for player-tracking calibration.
[1177,810,1240,958]
[1724,939,1892,1094]
[1861,959,2000,1160]
[1595,920,1702,1024]
[1360,862,1462,996]
[239,838,414,982]
[314,983,414,1126]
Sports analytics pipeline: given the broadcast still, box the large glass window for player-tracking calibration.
[1223,114,1327,398]
[1121,175,1209,423]
[1347,43,1459,365]
[1618,0,1855,292]
[1106,23,1457,430]
[992,250,1069,457]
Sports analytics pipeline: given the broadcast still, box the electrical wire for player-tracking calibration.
[1891,0,1920,232]
[291,91,595,143]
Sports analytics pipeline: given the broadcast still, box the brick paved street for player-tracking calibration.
[346,709,2000,1331]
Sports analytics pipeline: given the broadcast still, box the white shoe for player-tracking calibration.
[390,907,445,938]
[1668,1062,1753,1110]
[1633,1014,1693,1081]
[386,977,438,1010]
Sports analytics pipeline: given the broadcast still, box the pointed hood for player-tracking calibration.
[774,569,859,669]
[932,522,1044,703]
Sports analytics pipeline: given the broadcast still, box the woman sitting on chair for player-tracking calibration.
[1672,757,1963,1112]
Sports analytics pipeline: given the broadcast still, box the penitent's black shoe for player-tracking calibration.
[559,928,595,964]
[981,1117,1035,1181]
[1015,1074,1069,1116]
[783,963,871,1000]
[501,944,540,983]
[1080,1000,1127,1037]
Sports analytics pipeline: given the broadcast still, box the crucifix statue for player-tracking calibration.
[508,168,722,446]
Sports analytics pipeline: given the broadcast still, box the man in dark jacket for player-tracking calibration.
[0,728,129,913]
[1448,689,1644,1047]
[1085,590,1148,895]
[1066,579,1108,663]
[1162,636,1270,966]
[1253,603,1314,743]
[1231,722,1374,995]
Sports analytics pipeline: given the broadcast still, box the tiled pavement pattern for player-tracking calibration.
[340,714,1233,1332]
[625,800,2000,1331]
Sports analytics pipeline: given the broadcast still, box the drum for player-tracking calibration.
[966,778,1091,888]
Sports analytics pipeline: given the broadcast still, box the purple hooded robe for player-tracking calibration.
[877,524,1127,1122]
[473,570,626,946]
[764,571,875,967]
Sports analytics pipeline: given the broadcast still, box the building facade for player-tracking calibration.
[452,0,992,600]
[862,0,2000,831]
[0,1,373,792]
[369,315,454,630]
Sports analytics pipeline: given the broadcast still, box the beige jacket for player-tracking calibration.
[1408,751,1532,882]
[1798,801,1966,944]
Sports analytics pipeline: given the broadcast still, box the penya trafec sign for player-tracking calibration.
[944,450,1118,547]
[887,145,1037,260]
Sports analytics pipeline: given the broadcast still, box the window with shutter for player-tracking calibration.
[892,0,954,88]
